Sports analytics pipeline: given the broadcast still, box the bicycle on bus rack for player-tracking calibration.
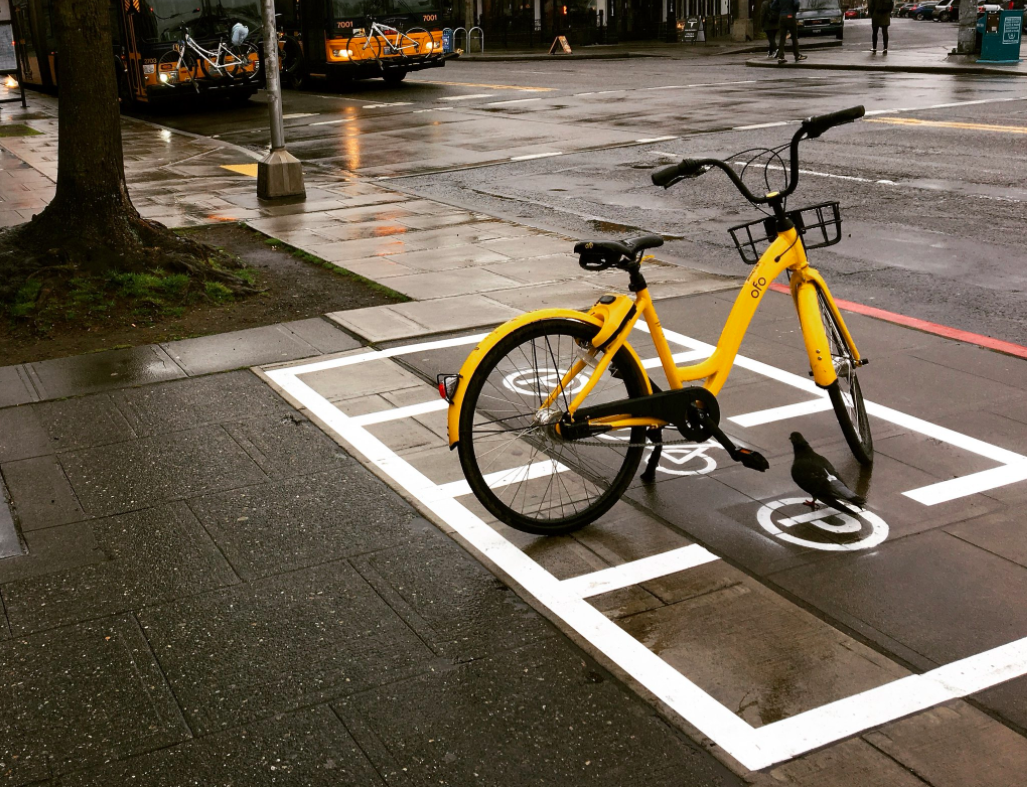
[439,106,873,536]
[157,23,261,90]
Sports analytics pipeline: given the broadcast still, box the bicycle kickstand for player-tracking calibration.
[640,427,664,483]
[693,408,770,472]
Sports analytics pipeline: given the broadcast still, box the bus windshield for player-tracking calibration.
[330,0,437,19]
[141,0,263,43]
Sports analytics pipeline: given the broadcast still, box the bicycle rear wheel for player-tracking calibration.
[819,289,873,465]
[457,319,647,535]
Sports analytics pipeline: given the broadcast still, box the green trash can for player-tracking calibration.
[978,9,1023,63]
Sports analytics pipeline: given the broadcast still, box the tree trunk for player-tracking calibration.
[956,0,977,54]
[0,0,251,303]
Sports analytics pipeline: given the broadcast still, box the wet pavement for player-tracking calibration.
[2,22,1027,784]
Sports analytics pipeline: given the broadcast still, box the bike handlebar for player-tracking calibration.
[651,105,865,205]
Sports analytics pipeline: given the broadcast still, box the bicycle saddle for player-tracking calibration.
[573,234,664,268]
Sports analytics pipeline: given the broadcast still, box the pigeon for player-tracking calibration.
[789,432,866,515]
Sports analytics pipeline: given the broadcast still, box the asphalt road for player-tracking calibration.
[145,18,1027,344]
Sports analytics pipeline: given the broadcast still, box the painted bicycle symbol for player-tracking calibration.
[598,435,723,476]
[756,497,889,552]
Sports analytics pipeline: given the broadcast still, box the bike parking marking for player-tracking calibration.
[263,323,1027,771]
[757,498,890,552]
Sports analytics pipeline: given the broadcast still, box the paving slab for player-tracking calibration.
[110,370,294,436]
[328,294,524,343]
[353,526,554,660]
[766,736,930,787]
[771,529,1027,668]
[187,469,424,581]
[25,344,186,400]
[1,502,238,634]
[0,615,190,785]
[335,639,742,787]
[1,454,88,531]
[280,317,363,354]
[60,705,384,787]
[0,476,21,559]
[160,323,322,376]
[864,702,1027,786]
[0,364,38,408]
[222,412,354,479]
[59,426,267,517]
[0,520,103,584]
[137,560,435,735]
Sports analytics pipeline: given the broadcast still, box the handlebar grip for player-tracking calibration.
[802,105,865,139]
[651,159,707,188]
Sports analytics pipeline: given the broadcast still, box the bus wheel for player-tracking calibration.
[281,35,307,89]
[383,69,407,84]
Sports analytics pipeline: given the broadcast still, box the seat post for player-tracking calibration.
[627,260,647,293]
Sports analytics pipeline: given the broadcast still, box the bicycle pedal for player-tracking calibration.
[737,448,769,472]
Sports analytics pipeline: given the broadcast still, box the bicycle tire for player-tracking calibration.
[226,43,260,81]
[280,34,306,88]
[819,289,873,465]
[157,48,197,86]
[458,318,647,535]
[402,27,434,54]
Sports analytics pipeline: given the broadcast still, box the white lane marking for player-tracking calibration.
[486,97,543,106]
[412,107,455,113]
[733,121,789,131]
[309,118,353,126]
[733,160,878,184]
[352,399,448,426]
[752,636,1027,767]
[865,96,1027,116]
[437,458,569,499]
[282,112,319,119]
[440,93,495,101]
[730,398,834,427]
[510,152,563,161]
[560,544,720,598]
[636,135,678,143]
[361,102,413,109]
[904,461,1027,506]
[265,364,763,768]
[289,332,487,377]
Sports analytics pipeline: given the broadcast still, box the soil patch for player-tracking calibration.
[0,222,406,366]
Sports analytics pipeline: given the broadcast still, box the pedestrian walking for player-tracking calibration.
[868,0,893,52]
[777,0,807,63]
[761,0,782,58]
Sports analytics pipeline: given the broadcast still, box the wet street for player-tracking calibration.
[148,18,1027,344]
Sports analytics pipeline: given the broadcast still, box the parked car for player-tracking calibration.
[844,7,861,16]
[797,0,846,38]
[895,2,917,15]
[908,1,939,17]
[934,0,959,19]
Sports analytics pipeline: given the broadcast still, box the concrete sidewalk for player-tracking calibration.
[746,44,1027,76]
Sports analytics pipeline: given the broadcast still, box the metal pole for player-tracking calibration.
[257,0,305,199]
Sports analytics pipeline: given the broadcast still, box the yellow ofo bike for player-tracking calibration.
[439,106,873,535]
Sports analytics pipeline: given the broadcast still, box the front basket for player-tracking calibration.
[728,201,842,265]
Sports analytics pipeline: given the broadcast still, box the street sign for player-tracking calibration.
[679,16,705,44]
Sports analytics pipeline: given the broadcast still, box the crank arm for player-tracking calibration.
[693,408,769,472]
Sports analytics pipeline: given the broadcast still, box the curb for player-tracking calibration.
[745,57,1027,76]
[723,39,843,55]
[454,51,669,61]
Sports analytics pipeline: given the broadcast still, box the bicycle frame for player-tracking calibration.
[178,35,238,74]
[362,23,418,56]
[446,225,863,446]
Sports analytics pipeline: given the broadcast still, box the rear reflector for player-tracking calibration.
[437,373,460,403]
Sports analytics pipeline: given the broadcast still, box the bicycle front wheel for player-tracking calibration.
[227,43,260,81]
[157,49,197,86]
[457,319,647,535]
[819,290,873,465]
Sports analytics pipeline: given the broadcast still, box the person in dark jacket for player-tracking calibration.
[777,0,808,63]
[761,0,782,58]
[868,0,892,52]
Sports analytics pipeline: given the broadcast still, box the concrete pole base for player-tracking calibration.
[955,26,977,55]
[731,19,753,42]
[257,148,305,200]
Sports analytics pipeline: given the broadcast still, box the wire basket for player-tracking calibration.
[728,201,842,265]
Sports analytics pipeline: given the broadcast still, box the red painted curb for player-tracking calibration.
[768,282,1027,361]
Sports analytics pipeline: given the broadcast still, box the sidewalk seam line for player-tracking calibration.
[129,609,198,739]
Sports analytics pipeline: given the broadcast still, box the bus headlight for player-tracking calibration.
[331,49,352,59]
